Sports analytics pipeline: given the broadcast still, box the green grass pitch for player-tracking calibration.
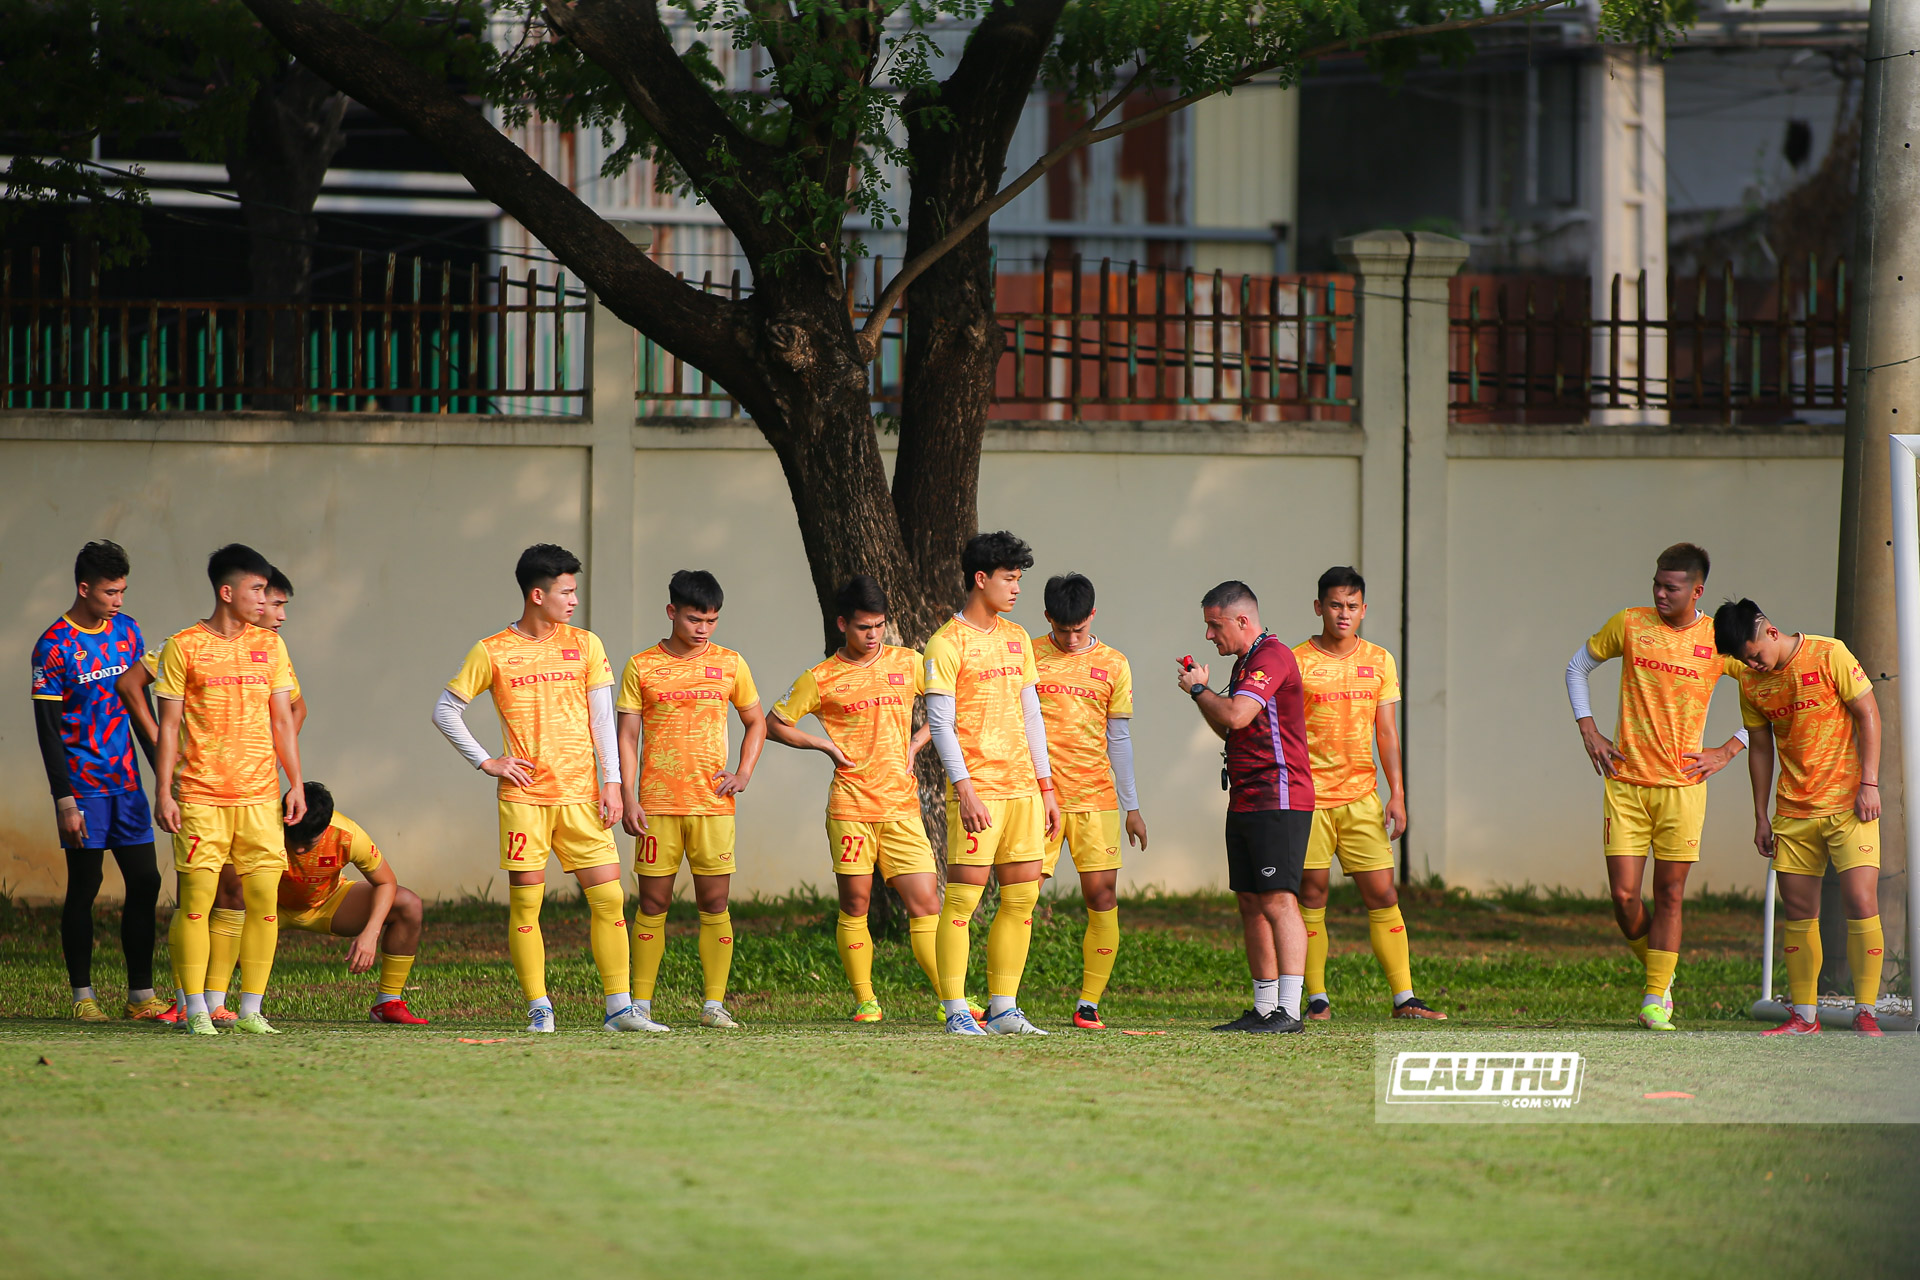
[3,885,1915,1279]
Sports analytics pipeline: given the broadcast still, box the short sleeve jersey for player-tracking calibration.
[446,624,613,806]
[1225,634,1314,813]
[617,643,759,817]
[1586,608,1743,789]
[923,614,1040,801]
[1032,635,1133,813]
[144,643,300,703]
[151,623,297,806]
[1736,635,1873,819]
[32,613,145,797]
[1292,637,1400,808]
[279,812,383,913]
[772,646,923,822]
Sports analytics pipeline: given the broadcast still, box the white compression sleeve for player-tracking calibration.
[589,684,620,786]
[1106,717,1138,811]
[1565,645,1603,722]
[926,692,968,783]
[1021,684,1052,780]
[434,689,492,769]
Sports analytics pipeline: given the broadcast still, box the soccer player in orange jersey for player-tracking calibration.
[275,781,429,1024]
[923,531,1061,1036]
[1291,567,1442,1022]
[1715,600,1886,1037]
[435,545,646,1034]
[1564,544,1748,1029]
[150,543,305,1036]
[767,574,939,1023]
[1032,573,1146,1030]
[616,570,767,1030]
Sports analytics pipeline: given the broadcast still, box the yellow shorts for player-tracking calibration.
[1602,779,1707,862]
[946,793,1046,867]
[635,814,735,878]
[1042,810,1123,877]
[174,801,286,875]
[498,800,618,874]
[1306,791,1396,874]
[827,816,937,880]
[1772,812,1881,878]
[281,880,354,935]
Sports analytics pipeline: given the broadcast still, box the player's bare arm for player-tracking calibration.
[153,696,184,834]
[346,857,400,975]
[908,721,930,761]
[616,709,648,835]
[269,689,306,825]
[713,700,767,797]
[1680,735,1745,782]
[1745,722,1777,858]
[766,710,854,769]
[1375,698,1409,841]
[1575,716,1625,778]
[1177,661,1261,736]
[1845,690,1882,823]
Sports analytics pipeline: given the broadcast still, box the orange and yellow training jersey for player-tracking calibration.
[145,644,299,702]
[151,623,297,806]
[1586,608,1743,789]
[1032,634,1133,813]
[279,811,382,913]
[923,614,1039,801]
[1292,637,1400,808]
[1737,635,1873,819]
[617,643,759,817]
[772,645,923,823]
[446,624,613,806]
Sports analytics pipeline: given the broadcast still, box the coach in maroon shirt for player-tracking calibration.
[1177,580,1312,1034]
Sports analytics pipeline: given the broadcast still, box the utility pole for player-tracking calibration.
[1834,0,1918,986]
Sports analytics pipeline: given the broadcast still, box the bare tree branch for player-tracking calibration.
[858,0,1572,356]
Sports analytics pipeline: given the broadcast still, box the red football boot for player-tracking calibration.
[1761,1011,1821,1036]
[369,999,429,1025]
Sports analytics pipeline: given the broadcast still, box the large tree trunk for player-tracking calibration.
[226,60,347,407]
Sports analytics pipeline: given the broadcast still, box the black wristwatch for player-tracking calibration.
[1188,681,1209,699]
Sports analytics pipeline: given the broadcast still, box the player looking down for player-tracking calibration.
[32,540,166,1023]
[924,531,1061,1036]
[1715,600,1886,1037]
[435,544,644,1034]
[1292,567,1442,1021]
[276,781,428,1024]
[1032,572,1147,1030]
[768,574,941,1023]
[617,569,767,1030]
[1565,543,1746,1030]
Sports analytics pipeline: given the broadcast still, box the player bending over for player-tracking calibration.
[152,544,305,1035]
[1293,567,1443,1021]
[767,575,941,1023]
[617,570,767,1030]
[925,531,1061,1036]
[1564,543,1746,1030]
[33,540,167,1022]
[435,544,644,1034]
[1715,600,1886,1037]
[276,782,428,1024]
[1032,572,1147,1030]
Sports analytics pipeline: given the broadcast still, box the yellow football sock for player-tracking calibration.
[1643,948,1679,1000]
[908,914,941,999]
[986,880,1040,1000]
[1079,906,1119,1005]
[237,871,281,997]
[169,868,220,995]
[581,879,629,997]
[935,881,985,1001]
[631,910,668,1000]
[1783,917,1821,1008]
[1627,932,1650,968]
[1367,905,1414,996]
[837,912,876,1003]
[1847,915,1884,1007]
[1301,905,1329,998]
[698,910,733,1003]
[377,951,414,998]
[204,907,244,997]
[508,883,547,1001]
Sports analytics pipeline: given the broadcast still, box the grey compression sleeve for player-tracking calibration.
[1021,684,1052,780]
[433,688,492,769]
[925,692,968,783]
[589,684,620,786]
[1565,644,1602,722]
[1105,717,1138,811]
